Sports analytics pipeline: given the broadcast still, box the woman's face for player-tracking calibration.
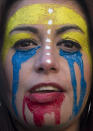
[1,0,92,130]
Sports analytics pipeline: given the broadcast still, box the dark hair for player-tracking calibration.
[0,0,19,51]
[74,1,93,131]
[0,0,93,131]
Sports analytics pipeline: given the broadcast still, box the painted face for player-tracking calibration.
[2,1,92,130]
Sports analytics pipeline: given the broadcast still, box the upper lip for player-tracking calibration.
[28,83,65,93]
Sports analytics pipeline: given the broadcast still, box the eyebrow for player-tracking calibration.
[56,25,84,35]
[10,26,38,34]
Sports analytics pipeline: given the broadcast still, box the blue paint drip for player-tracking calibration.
[59,50,86,116]
[12,46,40,115]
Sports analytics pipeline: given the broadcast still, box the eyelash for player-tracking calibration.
[57,39,81,52]
[12,38,81,53]
[13,39,38,50]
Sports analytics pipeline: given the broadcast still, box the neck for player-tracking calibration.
[63,120,79,131]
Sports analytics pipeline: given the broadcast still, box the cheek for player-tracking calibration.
[74,63,81,105]
[74,53,92,117]
[82,53,92,99]
[59,49,87,116]
[4,51,14,88]
[11,47,40,115]
[15,60,34,106]
[2,50,15,112]
[19,60,34,87]
[3,51,14,105]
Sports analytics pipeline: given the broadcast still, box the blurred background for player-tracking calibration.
[85,0,93,28]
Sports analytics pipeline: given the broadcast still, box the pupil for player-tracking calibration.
[65,42,73,48]
[22,42,30,47]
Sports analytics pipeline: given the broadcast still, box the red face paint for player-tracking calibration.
[23,92,65,127]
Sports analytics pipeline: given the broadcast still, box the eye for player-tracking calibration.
[13,39,38,50]
[57,39,81,53]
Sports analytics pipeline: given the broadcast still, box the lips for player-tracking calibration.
[27,83,65,103]
[23,83,65,126]
[29,83,64,93]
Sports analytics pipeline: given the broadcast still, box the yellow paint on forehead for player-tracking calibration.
[2,4,91,63]
[6,4,87,33]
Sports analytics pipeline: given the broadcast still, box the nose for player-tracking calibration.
[34,45,60,74]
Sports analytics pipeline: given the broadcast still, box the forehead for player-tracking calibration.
[3,3,91,62]
[6,4,87,34]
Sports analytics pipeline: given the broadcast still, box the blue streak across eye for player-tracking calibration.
[12,46,86,117]
[12,46,40,116]
[59,50,86,116]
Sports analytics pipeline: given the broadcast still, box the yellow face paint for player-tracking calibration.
[2,32,36,58]
[61,31,90,58]
[2,4,91,63]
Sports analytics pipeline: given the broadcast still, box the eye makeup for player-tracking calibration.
[45,45,51,50]
[6,4,87,32]
[45,53,51,56]
[12,46,41,116]
[57,39,81,53]
[2,4,90,61]
[60,31,90,59]
[13,39,38,51]
[45,38,52,43]
[48,8,54,14]
[46,59,52,64]
[48,20,53,25]
[47,29,51,35]
[59,49,86,117]
[2,32,38,59]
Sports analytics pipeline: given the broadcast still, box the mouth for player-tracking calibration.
[29,83,64,93]
[26,83,65,103]
[23,83,65,126]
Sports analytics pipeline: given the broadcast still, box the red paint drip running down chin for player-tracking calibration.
[23,93,65,127]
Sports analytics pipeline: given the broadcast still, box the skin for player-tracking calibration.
[1,0,92,131]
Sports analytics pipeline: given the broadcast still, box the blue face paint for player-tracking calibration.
[12,46,86,117]
[12,46,40,115]
[59,50,86,116]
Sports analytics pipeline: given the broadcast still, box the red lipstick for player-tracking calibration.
[28,83,64,103]
[23,83,65,127]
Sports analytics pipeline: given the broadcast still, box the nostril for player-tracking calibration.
[51,67,56,71]
[37,67,57,73]
[37,67,56,73]
[38,67,44,72]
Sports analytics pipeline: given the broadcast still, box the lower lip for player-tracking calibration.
[26,92,63,103]
[23,92,65,126]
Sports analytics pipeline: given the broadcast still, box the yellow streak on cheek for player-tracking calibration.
[2,33,32,60]
[61,32,91,64]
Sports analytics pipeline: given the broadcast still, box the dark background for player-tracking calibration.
[86,0,93,28]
